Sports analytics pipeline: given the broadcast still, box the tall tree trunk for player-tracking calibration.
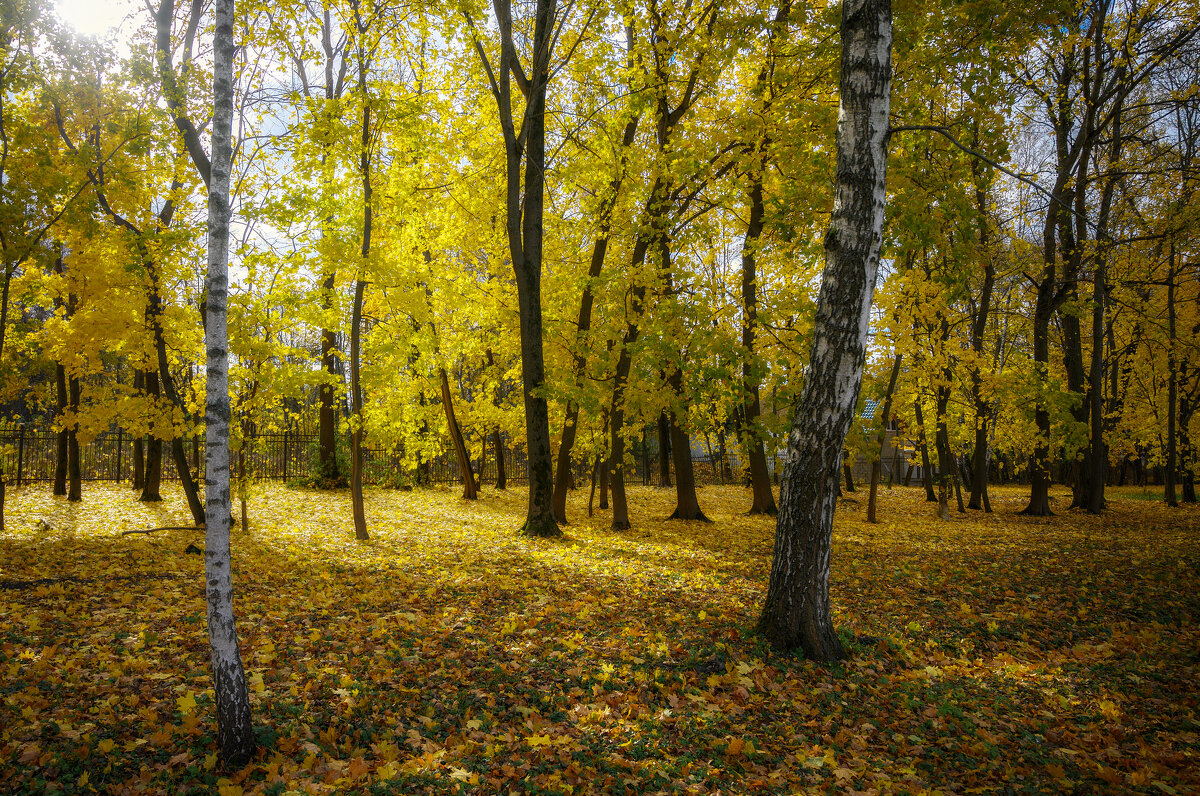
[349,283,368,538]
[738,1,790,516]
[67,375,81,501]
[867,353,901,523]
[551,111,640,524]
[493,429,506,490]
[441,368,478,499]
[485,0,561,537]
[667,368,710,522]
[758,0,891,660]
[318,277,342,485]
[966,150,995,511]
[141,369,164,502]
[1165,246,1178,507]
[54,363,68,496]
[657,411,672,487]
[607,337,638,531]
[599,459,610,509]
[171,437,204,521]
[1180,385,1196,503]
[144,272,204,524]
[349,30,371,542]
[132,371,145,489]
[914,397,936,501]
[203,0,254,767]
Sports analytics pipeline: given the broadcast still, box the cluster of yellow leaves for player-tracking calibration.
[0,482,1197,794]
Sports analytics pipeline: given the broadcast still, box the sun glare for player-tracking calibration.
[54,0,134,38]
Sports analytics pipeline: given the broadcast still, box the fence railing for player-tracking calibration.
[0,424,773,489]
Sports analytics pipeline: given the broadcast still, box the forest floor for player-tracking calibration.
[0,480,1197,795]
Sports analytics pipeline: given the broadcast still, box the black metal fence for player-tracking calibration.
[0,424,771,489]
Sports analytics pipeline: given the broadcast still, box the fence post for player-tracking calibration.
[16,425,24,488]
[282,430,289,482]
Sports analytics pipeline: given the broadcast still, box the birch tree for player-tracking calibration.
[203,0,254,767]
[757,0,892,660]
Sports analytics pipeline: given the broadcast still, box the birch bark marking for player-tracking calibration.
[757,0,891,660]
[204,0,254,767]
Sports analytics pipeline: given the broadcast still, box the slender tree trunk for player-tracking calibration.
[349,277,368,538]
[66,375,82,501]
[967,164,995,511]
[667,370,710,522]
[318,278,342,485]
[144,274,205,524]
[203,0,254,767]
[493,429,506,490]
[441,368,478,499]
[599,459,609,509]
[758,0,891,660]
[54,363,68,496]
[551,113,640,523]
[349,38,371,542]
[842,463,855,494]
[914,398,936,501]
[738,3,789,516]
[1166,248,1178,507]
[132,372,145,489]
[867,353,901,523]
[172,437,204,522]
[657,411,672,487]
[141,369,164,502]
[486,0,561,537]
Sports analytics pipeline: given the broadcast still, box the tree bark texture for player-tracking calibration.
[203,0,254,767]
[757,0,891,661]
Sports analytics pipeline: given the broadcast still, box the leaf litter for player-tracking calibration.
[0,482,1197,794]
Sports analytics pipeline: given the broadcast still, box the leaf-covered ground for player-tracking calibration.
[1,481,1197,795]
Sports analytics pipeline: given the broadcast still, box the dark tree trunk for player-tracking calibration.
[441,368,478,499]
[914,398,936,502]
[318,273,343,486]
[667,370,709,522]
[657,411,672,487]
[67,376,81,502]
[551,113,640,523]
[132,373,145,490]
[141,369,164,502]
[967,150,995,512]
[867,353,901,523]
[738,2,790,516]
[758,0,891,661]
[54,363,68,496]
[171,437,204,522]
[842,463,855,494]
[485,0,561,538]
[493,429,507,490]
[144,269,204,524]
[349,46,371,542]
[1166,247,1178,507]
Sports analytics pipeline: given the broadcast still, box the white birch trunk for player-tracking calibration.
[757,0,892,660]
[205,0,254,766]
